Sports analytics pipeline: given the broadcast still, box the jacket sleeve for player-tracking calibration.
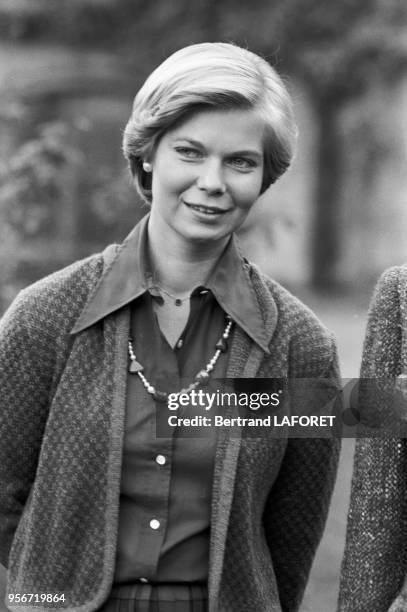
[338,267,407,612]
[0,289,58,568]
[263,336,341,612]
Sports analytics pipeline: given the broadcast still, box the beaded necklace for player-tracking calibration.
[128,314,233,403]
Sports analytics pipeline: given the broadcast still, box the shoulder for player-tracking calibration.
[249,263,333,342]
[249,263,336,373]
[369,265,407,312]
[1,250,107,338]
[364,264,407,337]
[361,265,407,376]
[376,264,407,286]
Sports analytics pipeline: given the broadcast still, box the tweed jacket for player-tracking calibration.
[338,266,407,612]
[0,232,340,612]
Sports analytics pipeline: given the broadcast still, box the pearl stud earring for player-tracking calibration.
[142,162,152,173]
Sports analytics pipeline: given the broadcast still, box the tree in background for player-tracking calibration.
[266,0,407,288]
[0,121,80,308]
[1,0,406,289]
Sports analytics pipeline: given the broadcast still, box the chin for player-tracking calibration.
[179,226,231,245]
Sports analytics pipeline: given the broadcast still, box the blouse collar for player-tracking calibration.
[71,213,272,353]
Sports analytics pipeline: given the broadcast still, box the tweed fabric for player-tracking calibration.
[338,266,407,612]
[0,247,340,612]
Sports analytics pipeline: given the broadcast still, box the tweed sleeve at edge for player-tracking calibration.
[0,290,59,568]
[263,335,341,612]
[338,267,407,612]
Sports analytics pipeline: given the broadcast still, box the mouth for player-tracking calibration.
[184,202,229,216]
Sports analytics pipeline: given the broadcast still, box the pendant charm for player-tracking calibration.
[215,338,228,352]
[129,360,144,373]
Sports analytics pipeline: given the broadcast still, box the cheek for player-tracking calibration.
[153,165,194,196]
[234,179,262,210]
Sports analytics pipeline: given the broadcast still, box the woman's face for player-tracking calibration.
[147,108,265,248]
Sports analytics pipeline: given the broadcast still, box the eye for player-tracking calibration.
[174,146,202,159]
[229,157,257,170]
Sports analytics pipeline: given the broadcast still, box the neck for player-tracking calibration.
[147,218,228,296]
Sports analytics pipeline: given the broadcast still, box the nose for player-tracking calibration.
[196,159,226,195]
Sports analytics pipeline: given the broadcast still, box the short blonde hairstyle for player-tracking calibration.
[122,42,298,204]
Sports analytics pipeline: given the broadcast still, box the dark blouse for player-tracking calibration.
[77,214,269,586]
[114,289,229,584]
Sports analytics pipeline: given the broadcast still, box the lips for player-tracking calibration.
[184,202,229,215]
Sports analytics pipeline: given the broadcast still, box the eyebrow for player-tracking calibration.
[172,137,263,159]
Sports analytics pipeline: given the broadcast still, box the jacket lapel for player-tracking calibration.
[208,269,279,611]
[101,306,131,598]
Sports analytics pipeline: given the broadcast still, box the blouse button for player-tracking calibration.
[150,519,160,530]
[139,578,149,583]
[155,454,166,465]
[176,339,184,349]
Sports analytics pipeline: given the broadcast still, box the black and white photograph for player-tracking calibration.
[1,2,407,611]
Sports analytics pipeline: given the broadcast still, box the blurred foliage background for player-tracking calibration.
[0,1,407,611]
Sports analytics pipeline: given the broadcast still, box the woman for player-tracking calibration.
[338,266,407,612]
[0,43,340,612]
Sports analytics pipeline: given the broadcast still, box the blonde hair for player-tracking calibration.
[123,42,298,203]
